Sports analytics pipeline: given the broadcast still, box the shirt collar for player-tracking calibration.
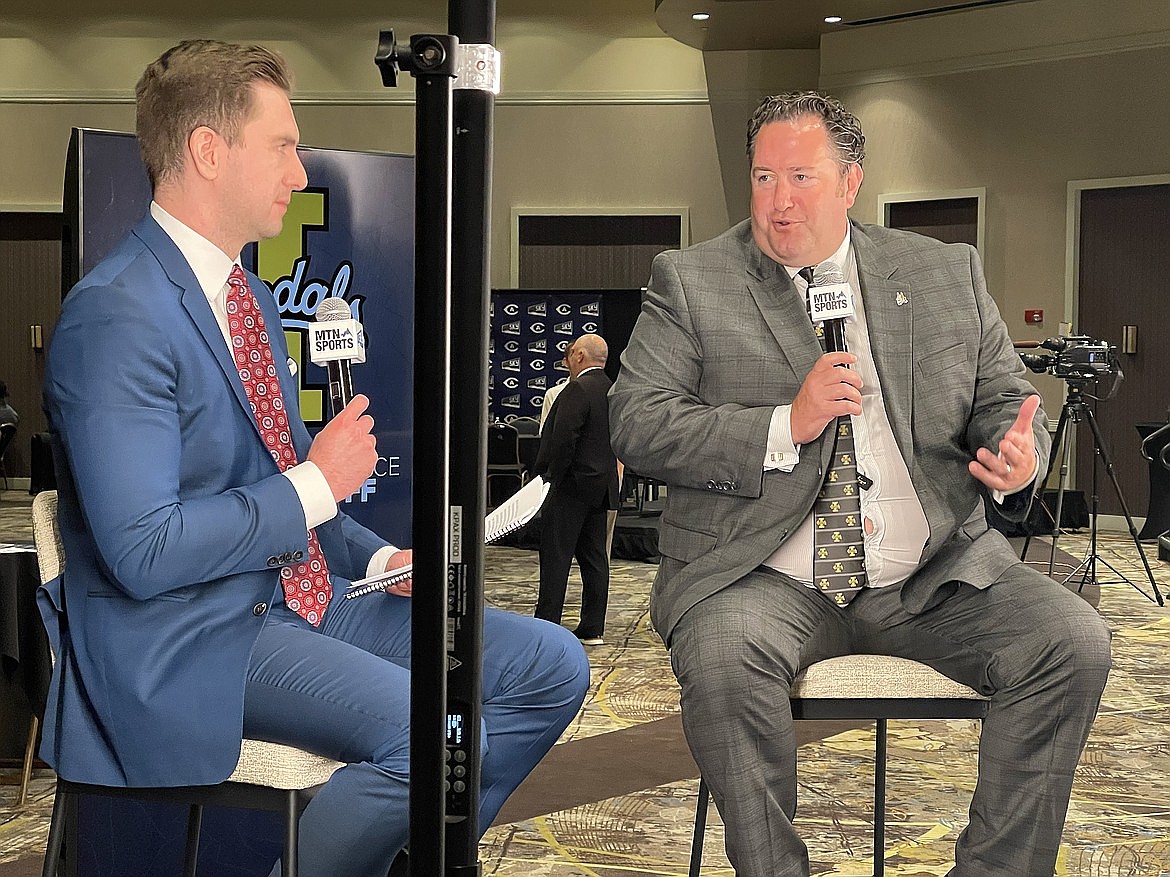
[150,201,241,302]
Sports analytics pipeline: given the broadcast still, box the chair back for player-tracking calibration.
[32,489,63,585]
[487,422,521,466]
[0,422,16,465]
[509,416,540,436]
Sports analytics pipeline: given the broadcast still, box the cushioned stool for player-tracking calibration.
[33,490,345,877]
[689,654,989,877]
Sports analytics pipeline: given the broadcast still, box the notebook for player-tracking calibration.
[485,475,549,543]
[345,476,550,600]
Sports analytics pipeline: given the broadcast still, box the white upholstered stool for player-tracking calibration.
[689,654,989,877]
[33,491,345,877]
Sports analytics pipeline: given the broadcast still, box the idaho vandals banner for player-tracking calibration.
[72,130,415,545]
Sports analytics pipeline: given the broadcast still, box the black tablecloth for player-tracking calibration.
[1137,422,1170,541]
[0,546,51,717]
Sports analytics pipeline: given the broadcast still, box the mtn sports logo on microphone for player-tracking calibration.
[808,283,855,322]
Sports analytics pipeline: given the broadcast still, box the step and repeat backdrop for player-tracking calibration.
[488,288,642,422]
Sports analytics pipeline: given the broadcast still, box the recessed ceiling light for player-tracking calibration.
[824,15,843,24]
[692,12,711,21]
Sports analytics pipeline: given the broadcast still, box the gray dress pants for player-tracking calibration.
[669,561,1111,877]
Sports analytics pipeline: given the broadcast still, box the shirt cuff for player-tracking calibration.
[366,545,400,579]
[764,405,801,472]
[991,449,1042,505]
[283,461,339,530]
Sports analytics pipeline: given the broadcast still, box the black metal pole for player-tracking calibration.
[445,0,495,871]
[405,35,458,876]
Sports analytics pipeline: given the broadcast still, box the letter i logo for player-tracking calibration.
[256,190,327,421]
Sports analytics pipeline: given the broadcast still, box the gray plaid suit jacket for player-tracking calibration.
[609,219,1049,644]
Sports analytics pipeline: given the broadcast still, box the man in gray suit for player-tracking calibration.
[609,92,1111,876]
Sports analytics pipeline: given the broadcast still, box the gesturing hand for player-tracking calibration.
[307,394,378,502]
[790,352,864,446]
[969,394,1042,493]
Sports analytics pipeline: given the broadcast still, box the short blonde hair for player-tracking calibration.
[135,39,292,189]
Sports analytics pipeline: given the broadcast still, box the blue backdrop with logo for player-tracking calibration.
[71,128,414,544]
[63,129,414,874]
[488,292,602,421]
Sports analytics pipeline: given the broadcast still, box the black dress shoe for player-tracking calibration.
[571,629,604,646]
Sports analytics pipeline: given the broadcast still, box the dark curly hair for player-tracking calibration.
[746,91,866,172]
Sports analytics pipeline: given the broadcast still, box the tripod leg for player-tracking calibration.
[1081,407,1164,606]
[1046,408,1077,577]
[1022,403,1067,563]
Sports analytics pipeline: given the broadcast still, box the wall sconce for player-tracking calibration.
[1122,324,1138,355]
[30,324,43,350]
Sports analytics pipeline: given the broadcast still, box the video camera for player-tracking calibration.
[1016,335,1119,382]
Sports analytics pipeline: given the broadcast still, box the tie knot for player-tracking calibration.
[798,266,816,286]
[228,264,249,291]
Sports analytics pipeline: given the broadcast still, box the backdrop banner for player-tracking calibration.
[488,291,602,421]
[69,128,414,546]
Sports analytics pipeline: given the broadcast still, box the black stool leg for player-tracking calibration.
[283,790,299,877]
[41,783,68,877]
[182,804,203,877]
[874,719,887,877]
[689,777,709,877]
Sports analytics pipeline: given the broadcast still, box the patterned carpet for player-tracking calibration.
[476,536,1169,877]
[1,488,1167,875]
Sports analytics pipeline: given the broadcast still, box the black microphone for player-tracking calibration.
[806,264,854,354]
[1013,338,1071,351]
[309,298,365,417]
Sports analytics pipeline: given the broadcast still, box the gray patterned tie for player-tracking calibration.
[800,265,867,607]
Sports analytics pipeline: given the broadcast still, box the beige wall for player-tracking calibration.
[6,2,1170,342]
[701,0,1170,409]
[0,15,726,289]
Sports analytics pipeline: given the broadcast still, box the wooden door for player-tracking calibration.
[1076,184,1170,519]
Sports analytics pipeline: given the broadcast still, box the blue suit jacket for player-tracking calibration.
[39,214,387,787]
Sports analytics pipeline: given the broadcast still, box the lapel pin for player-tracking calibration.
[895,291,909,307]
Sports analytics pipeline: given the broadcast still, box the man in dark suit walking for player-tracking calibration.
[534,334,620,645]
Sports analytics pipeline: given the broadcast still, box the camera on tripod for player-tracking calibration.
[1017,335,1118,381]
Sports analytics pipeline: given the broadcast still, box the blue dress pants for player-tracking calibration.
[245,589,590,877]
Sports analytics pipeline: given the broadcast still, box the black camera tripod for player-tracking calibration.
[1021,380,1164,606]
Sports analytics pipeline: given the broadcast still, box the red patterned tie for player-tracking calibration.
[226,265,331,625]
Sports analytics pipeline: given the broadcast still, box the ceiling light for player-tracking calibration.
[825,15,843,23]
[692,12,711,21]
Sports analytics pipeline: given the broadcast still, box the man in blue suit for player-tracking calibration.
[40,39,589,876]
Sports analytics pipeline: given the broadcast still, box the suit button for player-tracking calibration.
[253,602,268,616]
[293,550,304,561]
[706,480,717,490]
[266,556,278,567]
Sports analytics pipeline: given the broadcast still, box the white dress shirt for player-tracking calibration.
[762,230,930,588]
[150,202,395,575]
